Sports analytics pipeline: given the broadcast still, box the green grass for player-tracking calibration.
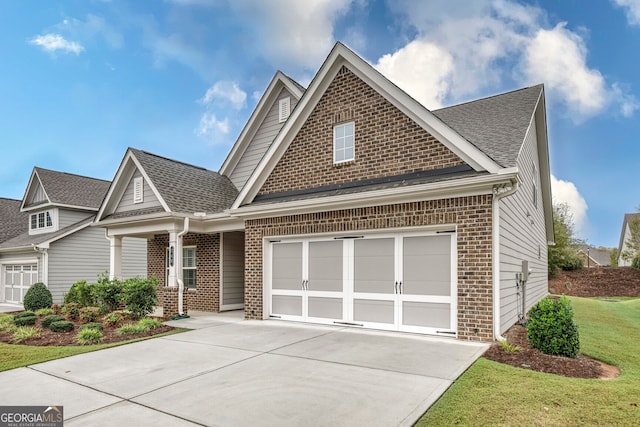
[0,328,187,372]
[417,297,640,426]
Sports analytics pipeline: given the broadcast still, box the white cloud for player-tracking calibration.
[29,33,84,54]
[196,112,229,137]
[551,174,588,234]
[612,0,640,25]
[376,40,453,109]
[200,81,247,110]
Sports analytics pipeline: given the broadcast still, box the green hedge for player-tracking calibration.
[527,296,580,358]
[23,283,52,311]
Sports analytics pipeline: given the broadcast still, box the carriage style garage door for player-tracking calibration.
[3,264,38,304]
[267,231,457,337]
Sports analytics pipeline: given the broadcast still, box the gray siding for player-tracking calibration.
[115,170,162,213]
[221,231,244,308]
[47,226,147,303]
[498,117,549,333]
[229,88,299,190]
[122,237,148,278]
[58,209,93,229]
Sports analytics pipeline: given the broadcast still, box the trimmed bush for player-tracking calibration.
[93,277,123,313]
[49,320,74,333]
[64,280,95,307]
[119,278,158,319]
[14,311,36,319]
[14,312,37,326]
[79,307,100,323]
[42,315,66,329]
[527,296,580,358]
[79,322,104,332]
[75,328,102,345]
[61,303,80,320]
[35,308,55,316]
[23,282,53,311]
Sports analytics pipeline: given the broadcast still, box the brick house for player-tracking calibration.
[95,43,553,342]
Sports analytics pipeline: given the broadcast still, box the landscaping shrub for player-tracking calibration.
[562,257,583,271]
[51,304,61,314]
[119,278,158,319]
[527,296,580,358]
[49,320,75,333]
[41,315,66,329]
[102,311,125,328]
[61,303,80,320]
[35,308,54,316]
[11,326,41,343]
[75,328,102,345]
[632,255,640,270]
[0,314,14,331]
[92,276,123,313]
[79,322,104,332]
[137,317,162,330]
[79,307,100,323]
[22,282,53,311]
[64,280,95,307]
[13,312,37,327]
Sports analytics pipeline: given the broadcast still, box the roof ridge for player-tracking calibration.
[134,149,216,174]
[433,84,543,112]
[34,166,111,183]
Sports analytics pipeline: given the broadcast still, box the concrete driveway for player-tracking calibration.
[0,314,487,426]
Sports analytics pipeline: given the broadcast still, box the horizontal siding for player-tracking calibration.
[58,209,93,229]
[115,170,162,213]
[230,88,299,190]
[499,117,548,333]
[122,237,148,278]
[222,231,244,307]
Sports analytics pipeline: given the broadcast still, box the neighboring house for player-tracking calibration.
[576,244,611,267]
[617,213,640,266]
[95,43,553,342]
[0,167,147,305]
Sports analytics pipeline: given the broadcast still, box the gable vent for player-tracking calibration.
[133,176,144,204]
[279,97,290,123]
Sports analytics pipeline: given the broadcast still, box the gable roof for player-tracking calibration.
[219,71,305,179]
[617,212,640,257]
[432,85,544,168]
[232,42,523,209]
[98,148,239,221]
[0,198,27,243]
[21,167,110,211]
[577,244,611,266]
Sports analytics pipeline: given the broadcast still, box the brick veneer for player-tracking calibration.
[147,232,220,318]
[259,66,466,196]
[244,195,494,341]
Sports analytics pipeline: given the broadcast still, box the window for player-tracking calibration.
[278,97,290,123]
[532,164,538,208]
[166,246,197,289]
[30,211,53,231]
[133,176,144,204]
[333,121,354,164]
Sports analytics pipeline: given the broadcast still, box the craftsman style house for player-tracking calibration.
[0,168,147,304]
[95,43,553,342]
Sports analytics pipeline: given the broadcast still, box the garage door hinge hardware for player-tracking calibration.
[269,315,282,319]
[437,331,456,335]
[436,230,455,234]
[333,236,364,240]
[334,321,364,327]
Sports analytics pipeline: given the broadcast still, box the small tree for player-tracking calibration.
[548,203,583,275]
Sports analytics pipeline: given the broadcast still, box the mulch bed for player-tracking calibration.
[0,313,174,346]
[549,267,640,297]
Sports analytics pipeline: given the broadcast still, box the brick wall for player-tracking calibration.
[259,66,466,196]
[148,232,220,317]
[245,195,494,341]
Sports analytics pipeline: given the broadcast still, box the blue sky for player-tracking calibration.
[1,0,639,248]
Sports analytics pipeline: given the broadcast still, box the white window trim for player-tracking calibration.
[166,246,197,289]
[333,121,355,164]
[133,176,144,204]
[278,97,291,123]
[29,209,56,235]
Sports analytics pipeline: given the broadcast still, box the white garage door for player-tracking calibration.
[268,231,457,337]
[3,264,38,304]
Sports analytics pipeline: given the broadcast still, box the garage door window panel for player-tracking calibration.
[354,238,395,294]
[272,243,303,291]
[402,235,451,296]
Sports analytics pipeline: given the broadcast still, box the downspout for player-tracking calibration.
[492,180,518,341]
[176,217,189,316]
[32,244,48,289]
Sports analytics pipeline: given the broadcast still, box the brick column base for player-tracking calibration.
[161,287,189,319]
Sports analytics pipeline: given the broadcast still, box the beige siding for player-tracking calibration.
[115,170,162,213]
[498,117,548,333]
[229,88,299,190]
[221,231,244,308]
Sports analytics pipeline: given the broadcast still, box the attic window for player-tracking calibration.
[278,97,290,123]
[30,211,53,231]
[133,177,144,204]
[334,121,355,164]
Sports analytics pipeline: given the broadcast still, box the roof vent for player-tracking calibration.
[278,97,290,123]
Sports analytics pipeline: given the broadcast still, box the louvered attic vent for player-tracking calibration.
[279,97,290,123]
[133,176,144,204]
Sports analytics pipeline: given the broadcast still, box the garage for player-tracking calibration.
[3,264,38,304]
[266,229,457,337]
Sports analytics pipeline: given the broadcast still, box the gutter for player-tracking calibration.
[176,217,189,316]
[32,243,49,287]
[492,180,519,341]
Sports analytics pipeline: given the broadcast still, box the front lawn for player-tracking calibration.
[417,297,640,426]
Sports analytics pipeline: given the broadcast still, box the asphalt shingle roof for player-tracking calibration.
[433,85,543,168]
[25,168,111,209]
[0,216,95,249]
[131,149,239,214]
[0,198,28,243]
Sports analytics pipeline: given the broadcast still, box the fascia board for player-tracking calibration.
[97,150,134,221]
[534,89,555,244]
[232,173,517,220]
[128,155,171,212]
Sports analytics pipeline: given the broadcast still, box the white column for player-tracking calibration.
[109,236,123,279]
[167,231,178,287]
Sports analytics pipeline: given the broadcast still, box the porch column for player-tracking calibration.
[109,236,123,279]
[167,231,178,287]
